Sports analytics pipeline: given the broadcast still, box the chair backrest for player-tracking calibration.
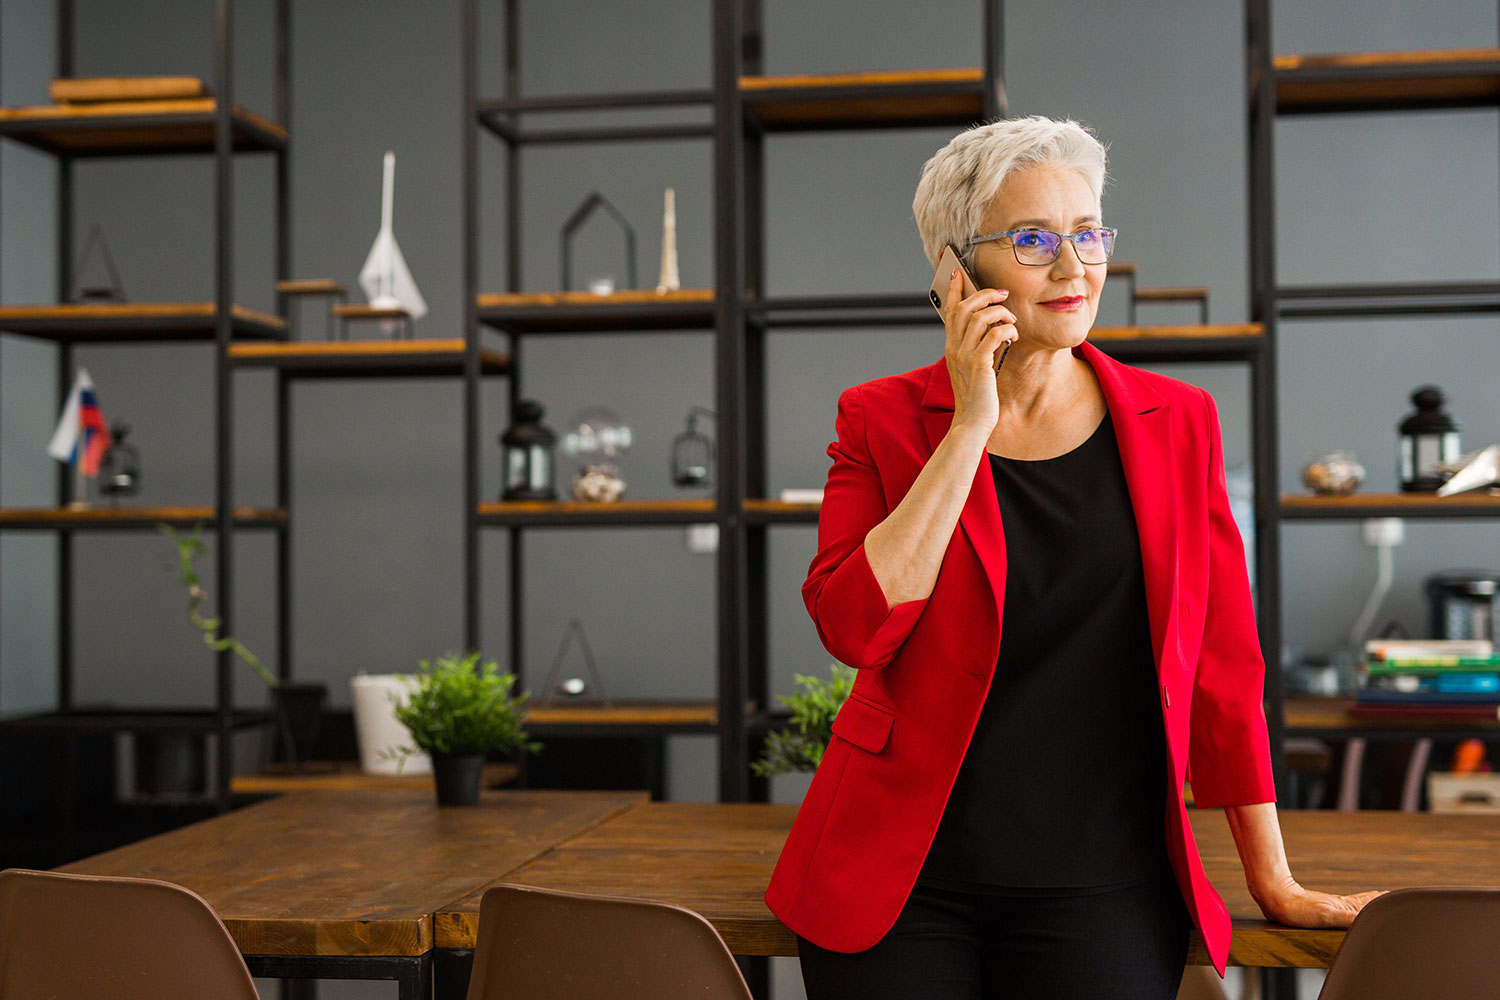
[466,883,754,1000]
[1316,887,1500,1000]
[0,868,259,1000]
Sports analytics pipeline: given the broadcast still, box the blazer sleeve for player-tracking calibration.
[1187,387,1278,808]
[801,385,930,671]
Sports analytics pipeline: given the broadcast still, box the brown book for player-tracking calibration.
[51,76,208,104]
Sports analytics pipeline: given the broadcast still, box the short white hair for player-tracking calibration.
[912,116,1108,268]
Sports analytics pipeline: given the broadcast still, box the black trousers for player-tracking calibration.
[796,872,1192,1000]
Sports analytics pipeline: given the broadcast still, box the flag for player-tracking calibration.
[47,368,111,476]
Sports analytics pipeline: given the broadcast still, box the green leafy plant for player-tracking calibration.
[159,522,278,688]
[393,652,541,758]
[752,663,855,778]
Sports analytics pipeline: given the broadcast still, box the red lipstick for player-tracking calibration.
[1038,296,1085,312]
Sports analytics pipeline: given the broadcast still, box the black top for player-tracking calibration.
[917,412,1169,893]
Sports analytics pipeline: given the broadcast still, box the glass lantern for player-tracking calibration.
[672,407,715,488]
[563,407,631,502]
[1398,385,1462,493]
[499,400,557,501]
[98,421,141,502]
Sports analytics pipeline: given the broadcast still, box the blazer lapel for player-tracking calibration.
[920,364,1007,630]
[1077,342,1179,676]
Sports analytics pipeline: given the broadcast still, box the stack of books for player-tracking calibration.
[1355,639,1500,720]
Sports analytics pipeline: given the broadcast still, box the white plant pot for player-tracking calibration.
[351,673,431,775]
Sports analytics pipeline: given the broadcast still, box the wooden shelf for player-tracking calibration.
[1283,697,1500,737]
[0,506,286,531]
[229,339,510,378]
[0,302,286,342]
[1134,286,1209,302]
[1087,323,1263,361]
[1281,492,1500,519]
[477,288,715,333]
[478,499,715,527]
[740,68,988,130]
[523,700,723,735]
[276,279,347,297]
[743,499,820,524]
[1272,48,1500,113]
[0,708,269,733]
[0,99,287,155]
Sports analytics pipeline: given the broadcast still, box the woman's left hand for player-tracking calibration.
[1252,876,1385,928]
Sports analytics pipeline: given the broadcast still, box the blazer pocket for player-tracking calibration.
[831,695,894,754]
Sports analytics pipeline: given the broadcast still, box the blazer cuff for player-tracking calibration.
[815,543,929,670]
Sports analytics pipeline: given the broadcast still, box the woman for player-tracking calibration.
[765,116,1379,999]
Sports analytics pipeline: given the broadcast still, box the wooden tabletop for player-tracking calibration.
[60,788,644,958]
[437,803,1500,968]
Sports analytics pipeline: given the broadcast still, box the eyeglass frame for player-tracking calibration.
[963,226,1118,266]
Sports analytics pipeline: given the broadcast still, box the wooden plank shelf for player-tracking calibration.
[0,506,286,531]
[228,339,510,378]
[1272,48,1500,113]
[477,288,715,333]
[740,68,988,130]
[0,99,287,155]
[478,499,715,527]
[0,707,269,734]
[1283,697,1500,739]
[1281,492,1500,519]
[230,761,520,796]
[276,279,348,297]
[0,302,286,342]
[1134,286,1209,302]
[743,499,819,524]
[523,700,724,736]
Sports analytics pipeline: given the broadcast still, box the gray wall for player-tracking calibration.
[4,0,1500,789]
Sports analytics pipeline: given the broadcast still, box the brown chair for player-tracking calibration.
[466,883,754,1000]
[0,868,258,1000]
[1316,887,1500,999]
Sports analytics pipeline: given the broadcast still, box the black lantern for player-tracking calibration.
[1398,385,1462,493]
[98,420,141,501]
[672,407,715,487]
[500,400,556,501]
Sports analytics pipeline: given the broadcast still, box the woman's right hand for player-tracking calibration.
[941,266,1016,434]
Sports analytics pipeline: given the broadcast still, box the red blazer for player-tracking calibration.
[765,341,1276,975]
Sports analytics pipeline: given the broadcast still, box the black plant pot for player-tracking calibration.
[272,681,327,770]
[431,752,486,806]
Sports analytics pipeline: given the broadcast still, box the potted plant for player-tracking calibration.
[159,522,327,771]
[393,651,541,805]
[752,663,855,779]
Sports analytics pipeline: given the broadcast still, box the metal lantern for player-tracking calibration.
[98,420,141,501]
[1398,385,1462,493]
[672,407,715,487]
[499,400,556,501]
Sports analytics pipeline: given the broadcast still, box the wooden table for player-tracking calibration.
[435,803,1500,973]
[60,788,645,999]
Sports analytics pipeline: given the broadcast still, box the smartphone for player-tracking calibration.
[929,243,1013,371]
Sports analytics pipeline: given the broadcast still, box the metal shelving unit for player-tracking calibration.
[1245,8,1500,791]
[461,0,1286,806]
[0,0,291,835]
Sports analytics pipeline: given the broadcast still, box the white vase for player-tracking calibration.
[350,674,432,775]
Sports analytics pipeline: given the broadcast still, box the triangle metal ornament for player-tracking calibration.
[72,224,127,303]
[537,618,611,705]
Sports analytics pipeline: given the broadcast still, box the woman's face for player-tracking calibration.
[966,164,1106,353]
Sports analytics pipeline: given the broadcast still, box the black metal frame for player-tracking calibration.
[1244,2,1500,829]
[0,0,292,841]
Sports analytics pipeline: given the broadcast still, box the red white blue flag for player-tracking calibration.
[47,368,111,476]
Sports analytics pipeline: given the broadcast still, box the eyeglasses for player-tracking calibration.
[965,227,1117,266]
